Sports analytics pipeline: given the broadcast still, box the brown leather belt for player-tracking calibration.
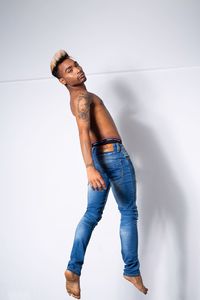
[96,143,114,152]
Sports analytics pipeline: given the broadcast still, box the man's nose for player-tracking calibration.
[76,66,82,73]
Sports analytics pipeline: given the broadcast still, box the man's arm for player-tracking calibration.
[74,92,106,190]
[74,92,94,169]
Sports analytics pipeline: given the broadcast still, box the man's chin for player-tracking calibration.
[81,75,87,81]
[73,77,87,86]
[79,76,87,83]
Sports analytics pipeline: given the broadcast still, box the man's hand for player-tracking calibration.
[87,166,107,191]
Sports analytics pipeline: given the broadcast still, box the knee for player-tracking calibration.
[82,209,103,227]
[119,206,138,220]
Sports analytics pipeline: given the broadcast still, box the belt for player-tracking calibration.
[92,137,122,147]
[92,138,122,152]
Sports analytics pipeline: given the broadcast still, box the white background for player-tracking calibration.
[0,1,200,300]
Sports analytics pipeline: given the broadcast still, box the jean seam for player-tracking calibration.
[120,158,124,178]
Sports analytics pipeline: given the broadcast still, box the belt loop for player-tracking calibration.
[116,142,121,152]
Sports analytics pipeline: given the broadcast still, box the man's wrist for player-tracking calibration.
[86,162,95,169]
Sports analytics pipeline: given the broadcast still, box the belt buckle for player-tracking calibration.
[98,143,114,152]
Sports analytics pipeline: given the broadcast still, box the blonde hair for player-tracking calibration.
[50,49,70,78]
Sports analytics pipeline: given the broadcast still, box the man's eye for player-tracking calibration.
[67,69,72,73]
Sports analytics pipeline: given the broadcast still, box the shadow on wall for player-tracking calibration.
[110,79,188,300]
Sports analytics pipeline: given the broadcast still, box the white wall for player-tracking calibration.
[0,1,200,300]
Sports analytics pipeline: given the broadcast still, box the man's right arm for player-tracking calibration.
[74,93,106,190]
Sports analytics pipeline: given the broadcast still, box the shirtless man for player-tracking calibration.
[50,50,148,299]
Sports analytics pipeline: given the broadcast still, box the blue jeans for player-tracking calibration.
[66,142,140,276]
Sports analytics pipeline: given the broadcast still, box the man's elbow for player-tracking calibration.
[79,131,92,149]
[79,129,90,140]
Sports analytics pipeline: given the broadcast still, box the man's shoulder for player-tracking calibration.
[72,91,92,104]
[89,92,104,106]
[70,92,92,117]
[70,91,104,116]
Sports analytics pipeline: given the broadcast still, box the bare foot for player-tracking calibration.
[64,270,81,299]
[124,274,148,295]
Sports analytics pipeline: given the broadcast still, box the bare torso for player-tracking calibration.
[70,91,122,144]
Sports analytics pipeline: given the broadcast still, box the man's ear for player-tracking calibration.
[59,78,67,85]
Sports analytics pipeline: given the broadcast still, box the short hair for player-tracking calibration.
[50,49,70,79]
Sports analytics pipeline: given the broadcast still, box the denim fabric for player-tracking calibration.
[67,142,140,276]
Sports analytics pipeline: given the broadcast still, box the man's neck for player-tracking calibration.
[66,83,88,98]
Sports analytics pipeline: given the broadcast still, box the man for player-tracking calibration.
[50,50,148,299]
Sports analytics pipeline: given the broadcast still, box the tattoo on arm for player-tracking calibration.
[77,93,91,121]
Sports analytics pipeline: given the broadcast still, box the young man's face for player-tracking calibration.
[58,58,87,86]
